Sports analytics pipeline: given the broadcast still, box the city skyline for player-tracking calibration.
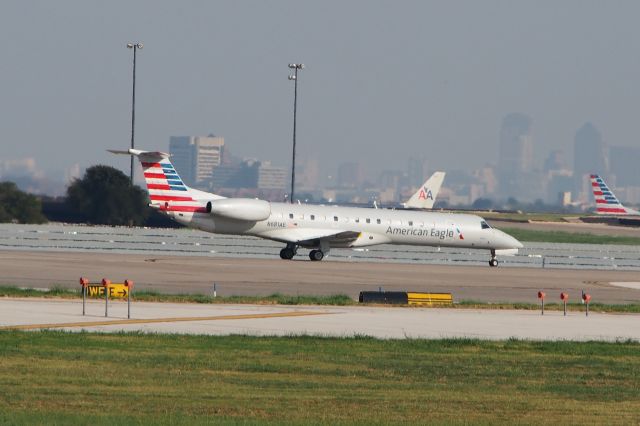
[3,116,640,206]
[1,1,640,181]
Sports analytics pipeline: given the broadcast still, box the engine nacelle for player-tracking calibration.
[206,198,271,222]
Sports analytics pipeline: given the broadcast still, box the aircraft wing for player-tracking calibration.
[258,228,360,246]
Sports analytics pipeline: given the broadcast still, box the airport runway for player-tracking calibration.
[0,298,637,341]
[3,223,640,270]
[2,250,640,303]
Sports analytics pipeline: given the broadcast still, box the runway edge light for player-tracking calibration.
[79,277,89,316]
[560,292,569,316]
[537,291,545,315]
[582,293,591,317]
[124,280,134,319]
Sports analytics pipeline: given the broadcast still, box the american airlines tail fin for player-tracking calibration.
[590,174,640,215]
[404,172,445,209]
[109,149,224,212]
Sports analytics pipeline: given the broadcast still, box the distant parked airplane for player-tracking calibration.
[110,149,522,266]
[404,172,445,209]
[590,174,640,215]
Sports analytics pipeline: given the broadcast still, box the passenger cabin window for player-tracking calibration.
[355,218,360,223]
[333,216,338,222]
[376,219,381,224]
[408,221,413,226]
[289,213,294,219]
[481,221,491,229]
[310,215,315,220]
[366,218,371,224]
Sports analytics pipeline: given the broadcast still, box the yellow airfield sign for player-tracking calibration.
[87,284,129,298]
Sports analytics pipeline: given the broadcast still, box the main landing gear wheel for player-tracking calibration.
[309,250,324,261]
[279,247,295,260]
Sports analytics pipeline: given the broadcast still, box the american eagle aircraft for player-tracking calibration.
[110,149,523,266]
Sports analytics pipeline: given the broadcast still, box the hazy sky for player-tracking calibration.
[2,1,639,180]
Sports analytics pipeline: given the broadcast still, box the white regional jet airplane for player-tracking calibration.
[111,149,523,267]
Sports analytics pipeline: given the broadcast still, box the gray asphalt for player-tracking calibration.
[2,250,640,304]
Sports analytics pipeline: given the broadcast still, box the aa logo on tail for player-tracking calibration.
[418,188,434,200]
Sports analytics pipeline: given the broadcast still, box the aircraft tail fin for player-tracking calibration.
[109,149,224,211]
[405,171,445,209]
[590,174,640,215]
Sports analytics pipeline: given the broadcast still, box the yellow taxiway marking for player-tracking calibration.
[0,311,329,331]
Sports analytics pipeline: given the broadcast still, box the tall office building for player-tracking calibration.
[609,146,640,187]
[407,156,427,188]
[169,135,224,187]
[257,161,287,190]
[573,122,607,199]
[337,162,364,188]
[497,113,534,198]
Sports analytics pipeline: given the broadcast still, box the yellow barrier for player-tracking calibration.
[87,284,129,299]
[407,292,453,306]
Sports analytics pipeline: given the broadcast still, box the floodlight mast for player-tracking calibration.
[287,63,304,204]
[126,42,143,183]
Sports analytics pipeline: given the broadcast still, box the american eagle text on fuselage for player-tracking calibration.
[386,226,456,240]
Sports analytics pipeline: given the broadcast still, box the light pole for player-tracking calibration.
[127,42,143,183]
[288,63,304,204]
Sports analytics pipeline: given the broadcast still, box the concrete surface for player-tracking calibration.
[0,298,637,341]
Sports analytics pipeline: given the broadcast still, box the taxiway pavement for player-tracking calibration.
[1,250,639,304]
[0,298,637,341]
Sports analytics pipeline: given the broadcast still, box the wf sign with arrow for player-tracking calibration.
[87,283,129,298]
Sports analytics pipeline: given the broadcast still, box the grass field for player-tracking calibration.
[2,286,640,313]
[475,212,579,222]
[0,332,638,424]
[501,227,640,245]
[0,286,355,306]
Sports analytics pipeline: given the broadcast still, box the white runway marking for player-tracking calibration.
[610,282,640,290]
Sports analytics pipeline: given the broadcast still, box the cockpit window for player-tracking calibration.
[480,221,491,229]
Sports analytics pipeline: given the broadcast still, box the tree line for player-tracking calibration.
[1,165,151,226]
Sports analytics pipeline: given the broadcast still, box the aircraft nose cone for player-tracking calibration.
[512,236,524,249]
[494,229,523,249]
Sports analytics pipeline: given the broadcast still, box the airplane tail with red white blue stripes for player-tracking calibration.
[590,174,640,215]
[109,149,224,214]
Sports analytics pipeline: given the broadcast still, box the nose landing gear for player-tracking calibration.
[489,249,498,267]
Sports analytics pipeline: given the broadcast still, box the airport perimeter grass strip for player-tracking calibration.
[501,227,640,245]
[0,332,639,425]
[481,212,575,222]
[2,286,640,313]
[0,286,356,305]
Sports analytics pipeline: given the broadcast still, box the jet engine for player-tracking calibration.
[206,198,271,222]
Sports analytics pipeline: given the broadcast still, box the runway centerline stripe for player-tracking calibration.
[0,311,331,331]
